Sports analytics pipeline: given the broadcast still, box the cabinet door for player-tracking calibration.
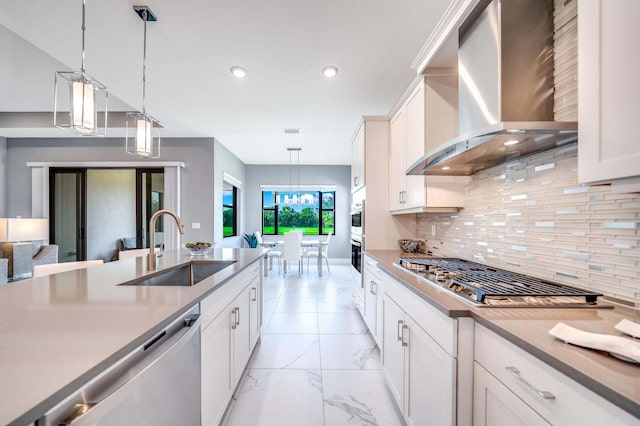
[232,285,252,386]
[405,315,456,426]
[201,305,233,426]
[474,363,550,426]
[382,295,405,407]
[578,0,640,184]
[404,82,426,209]
[389,108,406,211]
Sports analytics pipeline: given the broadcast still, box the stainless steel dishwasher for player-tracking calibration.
[40,306,201,425]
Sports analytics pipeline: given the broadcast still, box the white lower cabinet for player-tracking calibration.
[474,324,640,426]
[200,261,261,426]
[405,314,456,426]
[201,304,233,426]
[382,294,456,426]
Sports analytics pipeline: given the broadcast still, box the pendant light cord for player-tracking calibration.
[80,0,86,78]
[141,9,148,115]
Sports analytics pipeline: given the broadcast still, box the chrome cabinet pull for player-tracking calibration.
[397,320,404,341]
[401,324,408,347]
[370,281,377,295]
[505,366,555,400]
[251,287,257,301]
[231,307,240,329]
[231,308,237,329]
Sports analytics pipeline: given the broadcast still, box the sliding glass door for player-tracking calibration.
[49,168,164,262]
[137,169,164,249]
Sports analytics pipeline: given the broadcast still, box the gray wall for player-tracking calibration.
[0,137,6,217]
[87,169,136,262]
[5,137,244,246]
[245,164,351,259]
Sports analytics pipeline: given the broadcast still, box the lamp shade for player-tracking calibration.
[54,71,108,136]
[0,218,49,242]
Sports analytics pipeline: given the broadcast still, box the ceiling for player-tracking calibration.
[0,0,451,165]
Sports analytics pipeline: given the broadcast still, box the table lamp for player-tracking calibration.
[0,218,49,280]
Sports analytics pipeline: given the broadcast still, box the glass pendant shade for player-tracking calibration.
[54,71,108,136]
[126,112,160,158]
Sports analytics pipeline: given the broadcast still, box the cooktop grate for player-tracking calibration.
[398,257,602,303]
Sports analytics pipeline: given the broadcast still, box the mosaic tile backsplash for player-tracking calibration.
[416,145,640,306]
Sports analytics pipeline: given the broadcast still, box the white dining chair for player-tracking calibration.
[306,232,331,274]
[283,230,303,276]
[33,260,104,277]
[255,231,282,274]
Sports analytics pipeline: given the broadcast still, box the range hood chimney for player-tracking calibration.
[407,0,577,176]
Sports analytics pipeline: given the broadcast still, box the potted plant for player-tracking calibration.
[242,233,258,248]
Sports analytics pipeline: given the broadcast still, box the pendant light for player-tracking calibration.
[54,0,108,136]
[283,147,304,206]
[126,5,160,158]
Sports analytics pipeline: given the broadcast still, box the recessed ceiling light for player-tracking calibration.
[441,166,451,170]
[322,66,338,78]
[504,139,520,146]
[230,66,247,78]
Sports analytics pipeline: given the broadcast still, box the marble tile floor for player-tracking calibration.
[222,264,405,426]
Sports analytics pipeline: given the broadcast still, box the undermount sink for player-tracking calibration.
[119,261,236,287]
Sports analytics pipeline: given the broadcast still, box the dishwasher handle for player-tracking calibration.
[58,312,201,425]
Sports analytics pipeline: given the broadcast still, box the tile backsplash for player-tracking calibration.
[416,145,640,306]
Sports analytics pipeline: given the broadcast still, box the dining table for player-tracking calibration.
[259,239,329,277]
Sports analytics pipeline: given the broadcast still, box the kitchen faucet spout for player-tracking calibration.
[148,209,185,271]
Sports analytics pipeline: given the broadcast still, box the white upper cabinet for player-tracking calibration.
[578,0,640,185]
[351,124,365,192]
[388,75,466,214]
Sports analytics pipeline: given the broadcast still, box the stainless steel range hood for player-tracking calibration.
[408,0,577,176]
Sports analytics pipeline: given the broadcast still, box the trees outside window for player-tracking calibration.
[262,190,335,235]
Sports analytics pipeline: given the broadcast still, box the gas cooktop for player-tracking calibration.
[395,257,606,308]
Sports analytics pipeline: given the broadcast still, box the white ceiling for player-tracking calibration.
[0,0,451,165]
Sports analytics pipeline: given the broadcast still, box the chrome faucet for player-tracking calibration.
[148,209,185,271]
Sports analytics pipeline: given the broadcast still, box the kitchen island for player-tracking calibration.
[364,249,640,423]
[0,248,265,426]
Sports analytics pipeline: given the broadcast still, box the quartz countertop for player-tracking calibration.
[0,248,266,426]
[365,249,640,419]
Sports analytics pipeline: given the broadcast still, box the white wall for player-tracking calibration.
[244,164,351,259]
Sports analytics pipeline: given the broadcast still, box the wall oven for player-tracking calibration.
[351,238,362,273]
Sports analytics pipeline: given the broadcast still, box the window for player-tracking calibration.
[223,182,237,237]
[262,190,335,235]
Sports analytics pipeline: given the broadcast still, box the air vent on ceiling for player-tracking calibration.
[283,128,300,135]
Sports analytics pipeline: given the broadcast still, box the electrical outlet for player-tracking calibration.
[192,223,201,229]
[431,225,437,237]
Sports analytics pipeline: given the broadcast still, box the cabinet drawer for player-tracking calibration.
[363,255,383,277]
[474,324,639,425]
[201,263,260,328]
